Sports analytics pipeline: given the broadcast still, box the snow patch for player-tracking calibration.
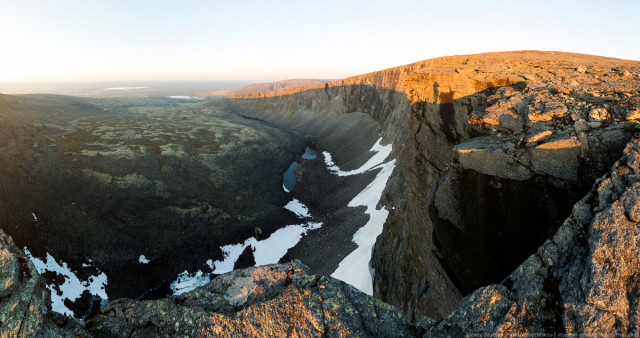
[170,199,321,295]
[167,95,203,99]
[331,160,395,295]
[138,255,150,264]
[325,137,396,295]
[284,198,311,218]
[171,270,212,295]
[323,137,392,176]
[252,222,321,266]
[24,248,108,317]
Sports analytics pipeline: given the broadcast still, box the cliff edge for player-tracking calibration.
[4,137,640,335]
[3,51,640,336]
[226,50,640,327]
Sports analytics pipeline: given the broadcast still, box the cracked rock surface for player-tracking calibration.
[423,138,640,336]
[88,260,409,337]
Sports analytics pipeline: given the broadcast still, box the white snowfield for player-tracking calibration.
[138,255,150,264]
[24,248,108,317]
[328,137,395,295]
[172,137,394,296]
[170,199,322,295]
[323,138,393,177]
[284,198,311,218]
[167,96,203,100]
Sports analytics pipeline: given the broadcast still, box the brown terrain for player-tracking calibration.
[3,51,640,336]
[230,51,639,103]
[226,50,640,334]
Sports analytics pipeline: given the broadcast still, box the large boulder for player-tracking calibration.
[88,261,411,337]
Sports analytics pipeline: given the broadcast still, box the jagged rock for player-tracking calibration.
[454,137,533,180]
[0,232,413,337]
[87,261,411,336]
[589,107,610,121]
[228,51,640,323]
[527,130,552,144]
[530,136,582,180]
[454,134,584,181]
[0,221,415,336]
[426,138,640,336]
[0,231,81,337]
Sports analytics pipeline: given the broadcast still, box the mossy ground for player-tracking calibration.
[0,95,305,315]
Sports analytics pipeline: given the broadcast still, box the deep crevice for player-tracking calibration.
[429,168,591,294]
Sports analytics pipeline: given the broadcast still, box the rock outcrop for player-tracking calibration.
[0,235,412,336]
[4,51,640,336]
[0,231,73,337]
[227,51,640,322]
[203,79,333,97]
[4,137,640,336]
[425,137,640,336]
[88,261,410,337]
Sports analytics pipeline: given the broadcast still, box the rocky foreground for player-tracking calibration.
[1,236,413,336]
[2,133,640,335]
[3,51,640,336]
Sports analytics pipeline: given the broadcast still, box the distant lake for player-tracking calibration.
[283,147,317,192]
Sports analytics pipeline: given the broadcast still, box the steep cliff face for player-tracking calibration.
[4,137,640,336]
[374,53,640,320]
[227,51,640,321]
[203,79,332,97]
[3,51,640,336]
[425,137,640,335]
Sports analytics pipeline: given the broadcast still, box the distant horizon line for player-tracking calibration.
[0,78,337,84]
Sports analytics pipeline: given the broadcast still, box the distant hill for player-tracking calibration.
[203,79,333,97]
[228,50,640,102]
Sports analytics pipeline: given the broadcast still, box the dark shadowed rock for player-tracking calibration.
[425,138,640,336]
[228,51,640,321]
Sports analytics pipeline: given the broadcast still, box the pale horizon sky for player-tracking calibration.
[1,0,639,83]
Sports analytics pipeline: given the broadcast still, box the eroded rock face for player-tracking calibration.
[228,51,640,322]
[372,52,640,322]
[0,231,76,337]
[425,138,640,336]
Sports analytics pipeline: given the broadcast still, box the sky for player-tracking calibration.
[1,0,639,83]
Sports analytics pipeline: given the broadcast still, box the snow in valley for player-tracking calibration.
[24,248,108,317]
